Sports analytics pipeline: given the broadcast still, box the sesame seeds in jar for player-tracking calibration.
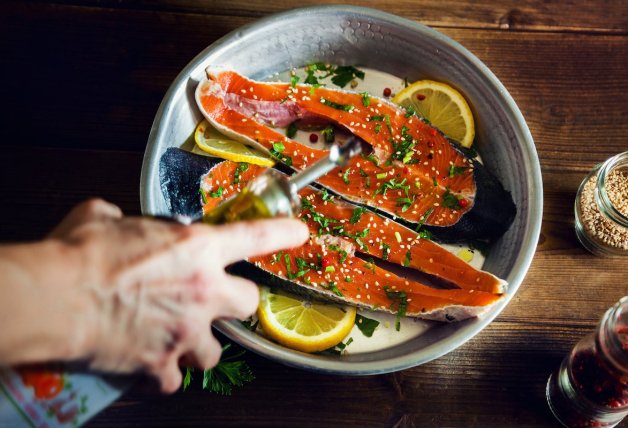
[574,152,628,257]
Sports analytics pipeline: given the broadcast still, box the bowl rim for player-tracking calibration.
[140,5,543,375]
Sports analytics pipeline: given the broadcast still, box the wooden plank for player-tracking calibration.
[1,3,626,166]
[40,0,628,34]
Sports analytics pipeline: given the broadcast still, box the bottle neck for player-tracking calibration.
[595,151,628,228]
[596,296,628,375]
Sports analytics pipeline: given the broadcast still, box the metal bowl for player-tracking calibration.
[140,5,542,374]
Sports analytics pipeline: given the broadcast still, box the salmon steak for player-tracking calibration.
[159,148,506,323]
[195,69,516,242]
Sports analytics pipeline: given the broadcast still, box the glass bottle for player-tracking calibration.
[574,151,628,257]
[546,297,628,427]
[203,169,299,224]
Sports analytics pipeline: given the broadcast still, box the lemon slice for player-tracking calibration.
[194,120,275,166]
[257,287,356,353]
[393,80,475,148]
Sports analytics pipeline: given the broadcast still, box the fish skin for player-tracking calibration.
[159,148,504,322]
[196,69,516,242]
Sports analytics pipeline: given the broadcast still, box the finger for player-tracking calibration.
[210,275,260,320]
[184,329,222,370]
[49,198,123,238]
[157,359,183,394]
[198,218,309,265]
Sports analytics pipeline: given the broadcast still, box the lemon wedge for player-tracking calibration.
[194,120,275,166]
[257,287,356,353]
[393,80,475,148]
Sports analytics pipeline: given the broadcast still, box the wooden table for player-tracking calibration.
[1,1,627,426]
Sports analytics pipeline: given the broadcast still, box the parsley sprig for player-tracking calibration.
[182,343,254,395]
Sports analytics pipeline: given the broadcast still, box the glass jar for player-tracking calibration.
[574,151,628,257]
[546,297,628,427]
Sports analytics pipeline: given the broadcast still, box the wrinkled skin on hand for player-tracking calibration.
[49,199,308,393]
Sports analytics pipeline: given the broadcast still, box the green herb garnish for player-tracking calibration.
[442,189,461,210]
[233,162,249,185]
[209,186,224,198]
[199,188,208,204]
[269,141,293,166]
[321,125,335,143]
[383,286,408,331]
[355,314,380,337]
[183,343,254,395]
[322,281,343,296]
[342,168,352,184]
[331,65,365,87]
[448,164,468,177]
[360,91,371,107]
[290,74,300,87]
[320,97,354,112]
[350,207,366,224]
[381,243,390,260]
[286,121,298,138]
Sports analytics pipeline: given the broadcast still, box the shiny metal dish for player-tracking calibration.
[140,5,542,374]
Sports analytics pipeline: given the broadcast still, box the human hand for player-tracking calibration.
[49,199,308,392]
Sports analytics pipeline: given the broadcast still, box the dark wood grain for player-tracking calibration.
[1,1,627,427]
[41,0,628,34]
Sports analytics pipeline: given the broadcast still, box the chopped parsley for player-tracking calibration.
[320,97,354,112]
[396,196,415,212]
[330,225,369,251]
[199,188,208,204]
[342,168,352,184]
[321,188,334,201]
[286,121,298,138]
[369,115,385,121]
[269,141,293,166]
[330,65,365,88]
[418,229,432,240]
[270,251,284,264]
[360,91,371,107]
[284,253,294,279]
[448,164,468,177]
[389,125,415,163]
[374,178,410,197]
[404,105,416,117]
[381,243,390,260]
[301,198,337,231]
[232,162,249,185]
[442,189,461,210]
[415,207,434,234]
[384,114,393,135]
[328,244,348,264]
[183,343,254,394]
[402,250,412,267]
[322,281,343,297]
[374,124,382,134]
[383,286,408,331]
[355,314,380,337]
[321,125,335,143]
[349,207,366,224]
[209,186,224,198]
[290,74,300,87]
[361,152,380,167]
